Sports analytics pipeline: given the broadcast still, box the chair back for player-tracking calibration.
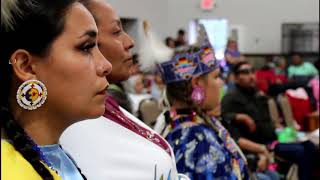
[138,98,162,127]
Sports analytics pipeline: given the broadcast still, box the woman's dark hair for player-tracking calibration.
[165,76,218,130]
[178,29,185,35]
[1,0,80,179]
[165,37,174,46]
[165,46,217,130]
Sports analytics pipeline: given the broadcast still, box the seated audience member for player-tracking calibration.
[255,64,278,94]
[130,53,142,75]
[288,53,318,83]
[224,72,236,92]
[107,82,132,113]
[150,71,166,100]
[309,75,319,110]
[221,61,317,180]
[224,39,245,73]
[165,37,176,49]
[274,56,287,76]
[158,44,250,179]
[124,73,152,116]
[175,29,187,48]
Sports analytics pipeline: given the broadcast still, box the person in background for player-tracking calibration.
[225,72,237,92]
[224,38,245,73]
[106,53,140,113]
[175,29,187,47]
[221,61,316,180]
[150,71,166,101]
[106,82,132,113]
[274,56,287,76]
[124,73,152,116]
[308,75,319,110]
[1,0,112,179]
[165,37,176,49]
[130,53,142,75]
[288,53,318,80]
[60,0,183,179]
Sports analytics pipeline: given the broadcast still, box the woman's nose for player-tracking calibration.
[96,50,112,77]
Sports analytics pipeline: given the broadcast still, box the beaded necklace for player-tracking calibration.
[25,135,58,175]
[27,136,87,179]
[104,96,172,156]
[169,109,197,129]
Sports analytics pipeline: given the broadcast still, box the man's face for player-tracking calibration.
[292,55,302,66]
[235,64,256,89]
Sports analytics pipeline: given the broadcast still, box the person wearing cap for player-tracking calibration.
[154,37,250,179]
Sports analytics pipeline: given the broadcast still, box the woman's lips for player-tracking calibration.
[124,56,133,63]
[97,84,109,95]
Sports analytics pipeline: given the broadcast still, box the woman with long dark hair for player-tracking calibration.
[59,1,183,179]
[156,41,250,179]
[1,0,111,179]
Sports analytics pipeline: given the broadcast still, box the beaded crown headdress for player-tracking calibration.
[138,22,218,84]
[157,25,218,84]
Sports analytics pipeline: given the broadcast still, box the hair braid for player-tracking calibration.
[1,0,82,178]
[1,107,54,179]
[165,75,219,133]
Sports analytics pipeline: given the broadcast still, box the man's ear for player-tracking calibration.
[234,75,240,84]
[10,49,37,82]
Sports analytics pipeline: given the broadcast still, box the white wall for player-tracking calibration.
[167,0,319,53]
[105,0,169,52]
[105,0,319,53]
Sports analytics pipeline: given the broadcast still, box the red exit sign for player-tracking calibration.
[201,0,214,10]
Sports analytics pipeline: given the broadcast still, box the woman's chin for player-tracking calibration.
[86,105,106,120]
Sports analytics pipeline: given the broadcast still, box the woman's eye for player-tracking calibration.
[81,43,96,52]
[113,29,122,35]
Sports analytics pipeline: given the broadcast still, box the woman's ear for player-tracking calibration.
[191,75,205,88]
[10,49,37,82]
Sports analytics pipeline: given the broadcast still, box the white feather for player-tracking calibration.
[138,23,174,72]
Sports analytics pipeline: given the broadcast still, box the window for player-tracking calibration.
[282,23,319,54]
[188,19,229,60]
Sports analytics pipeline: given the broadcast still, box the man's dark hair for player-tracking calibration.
[232,61,250,75]
[178,29,185,35]
[290,52,301,57]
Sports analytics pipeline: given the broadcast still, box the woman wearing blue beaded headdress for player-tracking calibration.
[159,46,250,180]
[138,23,250,179]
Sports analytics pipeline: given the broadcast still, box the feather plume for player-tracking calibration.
[138,20,174,72]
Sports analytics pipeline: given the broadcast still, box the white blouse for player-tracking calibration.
[60,107,179,180]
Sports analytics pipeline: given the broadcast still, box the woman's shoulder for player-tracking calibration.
[1,140,61,180]
[167,123,219,144]
[166,125,232,176]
